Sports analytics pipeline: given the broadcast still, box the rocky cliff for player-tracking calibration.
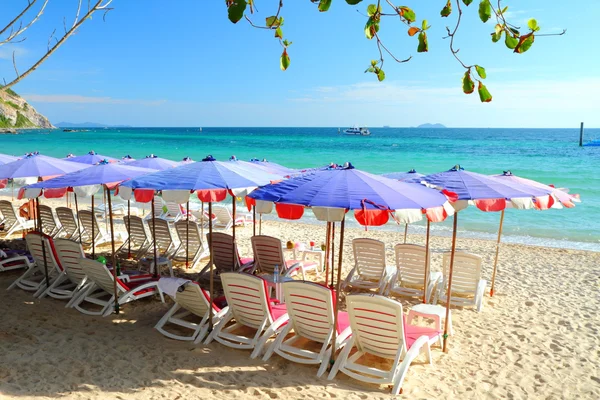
[0,87,54,129]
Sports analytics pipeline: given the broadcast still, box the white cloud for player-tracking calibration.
[21,94,166,106]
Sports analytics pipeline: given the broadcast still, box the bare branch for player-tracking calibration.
[0,0,38,37]
[0,0,49,46]
[12,51,20,78]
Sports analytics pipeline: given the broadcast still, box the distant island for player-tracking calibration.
[55,121,133,128]
[416,123,447,128]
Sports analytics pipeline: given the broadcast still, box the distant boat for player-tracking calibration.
[199,127,203,132]
[344,125,371,136]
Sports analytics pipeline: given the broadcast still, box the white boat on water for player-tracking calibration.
[344,125,371,136]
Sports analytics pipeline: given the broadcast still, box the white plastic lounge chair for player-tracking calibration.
[150,217,177,258]
[435,251,486,312]
[72,258,163,316]
[205,272,288,359]
[38,239,88,302]
[172,220,209,269]
[55,207,80,240]
[328,294,441,395]
[155,280,228,343]
[251,235,318,280]
[199,232,254,279]
[38,204,61,237]
[341,238,393,294]
[0,200,35,237]
[78,210,111,250]
[262,281,352,377]
[8,233,62,294]
[0,248,33,272]
[212,205,246,230]
[118,216,152,258]
[144,196,165,222]
[162,202,185,223]
[386,244,441,303]
[94,196,135,218]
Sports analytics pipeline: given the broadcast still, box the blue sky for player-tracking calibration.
[1,0,598,127]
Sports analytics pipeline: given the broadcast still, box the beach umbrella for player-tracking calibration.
[181,157,194,164]
[248,163,453,361]
[0,154,18,195]
[249,158,298,176]
[24,160,157,314]
[381,170,426,242]
[128,154,178,171]
[410,165,552,352]
[121,155,135,162]
[65,151,118,164]
[487,170,580,297]
[0,152,90,288]
[119,155,282,327]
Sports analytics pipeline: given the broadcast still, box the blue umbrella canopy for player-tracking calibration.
[0,153,90,179]
[382,169,425,181]
[65,150,118,164]
[127,154,178,170]
[121,155,135,162]
[0,153,18,165]
[248,158,297,176]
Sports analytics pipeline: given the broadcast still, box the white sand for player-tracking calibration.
[1,195,599,399]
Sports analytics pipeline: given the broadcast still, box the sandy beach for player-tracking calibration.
[1,194,599,399]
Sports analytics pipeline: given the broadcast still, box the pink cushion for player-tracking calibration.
[270,303,288,321]
[336,311,350,334]
[240,257,253,265]
[403,316,441,349]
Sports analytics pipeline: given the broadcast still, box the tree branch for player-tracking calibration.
[0,0,49,46]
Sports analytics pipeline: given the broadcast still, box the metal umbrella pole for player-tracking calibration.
[422,219,431,304]
[443,213,458,353]
[330,214,346,365]
[330,222,335,289]
[490,209,505,297]
[186,200,190,269]
[106,187,120,314]
[127,199,132,259]
[404,223,408,243]
[252,204,256,236]
[74,193,82,245]
[232,194,236,268]
[151,196,158,278]
[200,201,204,241]
[91,194,96,259]
[324,222,331,287]
[208,201,215,330]
[36,197,50,288]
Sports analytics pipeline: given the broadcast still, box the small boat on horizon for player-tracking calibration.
[344,125,371,136]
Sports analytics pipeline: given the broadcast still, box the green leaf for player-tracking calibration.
[478,0,491,23]
[505,34,518,49]
[440,1,452,17]
[491,31,502,42]
[399,6,416,23]
[266,16,281,27]
[370,59,378,66]
[364,17,378,39]
[377,69,385,82]
[280,49,290,71]
[345,0,363,4]
[527,18,540,32]
[462,71,475,94]
[421,19,428,30]
[417,31,428,52]
[514,34,535,53]
[282,39,292,47]
[501,5,508,14]
[463,0,473,5]
[509,27,520,36]
[494,24,503,34]
[227,0,247,24]
[367,4,378,16]
[475,65,486,79]
[319,0,332,12]
[478,81,492,102]
[274,27,283,39]
[364,66,375,73]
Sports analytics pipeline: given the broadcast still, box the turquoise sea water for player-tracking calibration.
[0,127,598,251]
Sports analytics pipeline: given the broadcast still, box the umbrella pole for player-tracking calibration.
[186,201,189,269]
[208,201,214,331]
[330,214,345,366]
[103,189,108,236]
[74,193,82,245]
[11,180,13,201]
[422,219,431,304]
[490,209,505,297]
[106,187,120,314]
[330,222,335,289]
[37,197,50,289]
[127,200,131,259]
[259,214,262,235]
[324,222,331,287]
[151,196,158,278]
[252,205,256,237]
[404,223,408,244]
[91,194,95,259]
[443,213,458,353]
[232,195,236,269]
[200,201,204,241]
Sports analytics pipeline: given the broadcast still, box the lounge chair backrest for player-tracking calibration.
[164,202,183,218]
[175,282,212,317]
[151,218,174,255]
[56,207,78,237]
[346,294,406,359]
[442,251,482,296]
[251,235,285,274]
[394,244,428,289]
[221,272,272,329]
[38,205,58,236]
[79,258,127,294]
[78,210,101,241]
[25,232,62,273]
[54,239,86,284]
[124,215,149,247]
[174,220,202,254]
[352,238,387,281]
[207,232,241,273]
[213,205,233,224]
[283,281,335,343]
[0,200,17,225]
[152,196,164,217]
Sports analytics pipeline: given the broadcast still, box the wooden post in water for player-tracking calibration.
[579,122,584,147]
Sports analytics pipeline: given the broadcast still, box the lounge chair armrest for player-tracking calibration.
[335,326,353,346]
